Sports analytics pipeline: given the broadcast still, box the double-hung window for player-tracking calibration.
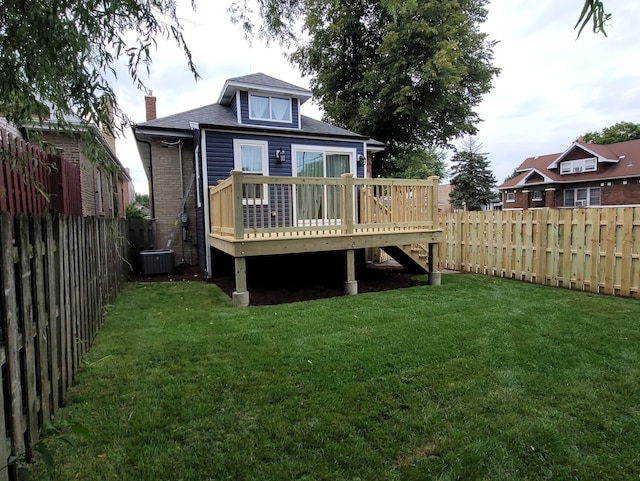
[563,187,600,207]
[233,139,269,204]
[249,95,292,122]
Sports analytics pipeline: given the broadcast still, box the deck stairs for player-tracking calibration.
[381,244,430,273]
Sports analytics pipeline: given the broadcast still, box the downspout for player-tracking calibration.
[139,139,155,219]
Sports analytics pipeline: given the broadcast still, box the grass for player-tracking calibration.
[34,275,640,480]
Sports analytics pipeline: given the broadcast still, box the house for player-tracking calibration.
[25,113,132,218]
[133,73,442,305]
[499,139,640,210]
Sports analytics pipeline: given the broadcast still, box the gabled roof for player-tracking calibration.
[217,72,312,105]
[135,102,367,140]
[547,141,618,169]
[499,138,640,189]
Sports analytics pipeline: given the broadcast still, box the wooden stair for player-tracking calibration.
[381,243,430,273]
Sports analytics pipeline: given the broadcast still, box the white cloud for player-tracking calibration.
[114,0,639,193]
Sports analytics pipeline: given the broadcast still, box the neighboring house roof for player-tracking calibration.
[135,103,368,140]
[26,114,131,181]
[499,139,640,189]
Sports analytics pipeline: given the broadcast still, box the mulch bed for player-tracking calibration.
[129,261,427,306]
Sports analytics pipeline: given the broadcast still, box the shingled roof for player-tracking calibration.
[136,102,367,140]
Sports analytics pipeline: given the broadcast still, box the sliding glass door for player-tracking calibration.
[294,149,352,225]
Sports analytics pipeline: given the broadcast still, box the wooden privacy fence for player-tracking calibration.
[440,208,640,298]
[0,212,129,480]
[0,128,82,216]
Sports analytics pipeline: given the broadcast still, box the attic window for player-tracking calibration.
[249,95,292,122]
[560,157,597,174]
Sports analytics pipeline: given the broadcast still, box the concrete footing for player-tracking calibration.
[232,290,250,307]
[344,280,358,295]
[428,271,442,286]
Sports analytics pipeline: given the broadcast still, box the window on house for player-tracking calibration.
[233,139,269,204]
[506,192,515,202]
[249,95,292,122]
[560,158,597,174]
[532,190,543,201]
[563,187,600,207]
[292,146,354,224]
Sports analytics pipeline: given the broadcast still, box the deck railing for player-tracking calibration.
[210,171,439,240]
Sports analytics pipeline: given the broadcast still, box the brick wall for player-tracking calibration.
[148,139,199,265]
[601,179,640,205]
[39,131,126,218]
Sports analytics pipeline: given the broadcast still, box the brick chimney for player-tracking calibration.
[145,93,157,121]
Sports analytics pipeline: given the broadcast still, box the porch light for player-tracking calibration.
[357,154,366,166]
[275,148,286,163]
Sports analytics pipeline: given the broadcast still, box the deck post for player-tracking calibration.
[428,242,441,286]
[344,249,358,295]
[231,170,245,240]
[233,256,250,307]
[341,173,354,234]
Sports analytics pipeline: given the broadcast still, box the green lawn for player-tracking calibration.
[34,275,640,480]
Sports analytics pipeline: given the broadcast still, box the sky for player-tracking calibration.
[114,0,640,194]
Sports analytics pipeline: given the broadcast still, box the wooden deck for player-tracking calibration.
[208,171,443,305]
[209,171,442,256]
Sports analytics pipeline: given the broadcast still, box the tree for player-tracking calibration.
[449,136,496,211]
[287,0,498,177]
[0,1,198,140]
[575,0,611,37]
[390,147,448,180]
[232,1,610,40]
[135,193,150,208]
[581,122,640,144]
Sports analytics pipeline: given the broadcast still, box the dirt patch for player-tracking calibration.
[395,441,440,468]
[129,261,428,306]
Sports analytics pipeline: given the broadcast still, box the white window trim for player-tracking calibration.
[506,192,515,202]
[291,144,357,178]
[560,157,597,174]
[291,144,357,226]
[248,94,293,123]
[532,190,543,201]
[233,139,269,205]
[563,187,601,207]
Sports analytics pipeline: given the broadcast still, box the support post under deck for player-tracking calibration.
[344,249,358,295]
[428,242,441,286]
[233,257,250,306]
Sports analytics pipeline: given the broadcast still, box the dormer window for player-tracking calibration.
[249,94,292,122]
[560,157,597,174]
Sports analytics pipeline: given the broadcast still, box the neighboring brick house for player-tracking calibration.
[133,73,389,272]
[498,139,640,210]
[26,116,132,218]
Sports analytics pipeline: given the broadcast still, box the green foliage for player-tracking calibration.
[287,0,499,176]
[389,146,448,180]
[575,0,611,37]
[134,193,150,208]
[503,168,521,183]
[581,121,640,144]
[0,0,199,138]
[5,420,89,480]
[449,136,496,210]
[32,279,640,480]
[126,203,146,219]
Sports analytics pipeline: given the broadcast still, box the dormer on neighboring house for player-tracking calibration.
[218,73,312,130]
[498,139,640,210]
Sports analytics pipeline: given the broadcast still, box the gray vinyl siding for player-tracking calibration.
[204,131,366,184]
[230,95,238,119]
[239,91,300,129]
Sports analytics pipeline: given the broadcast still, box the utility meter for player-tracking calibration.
[180,212,188,224]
